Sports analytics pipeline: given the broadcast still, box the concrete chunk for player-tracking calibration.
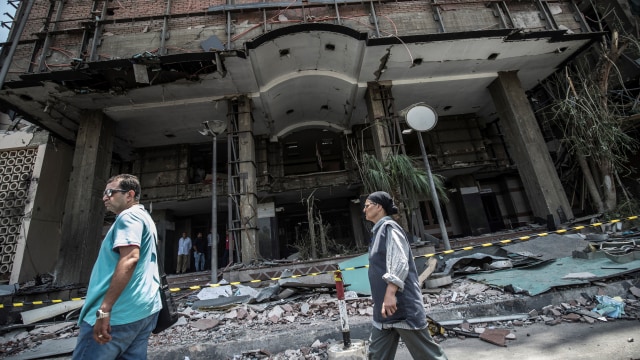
[479,328,511,347]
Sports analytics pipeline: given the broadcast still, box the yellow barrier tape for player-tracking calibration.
[1,215,637,308]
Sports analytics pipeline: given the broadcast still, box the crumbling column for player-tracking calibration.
[364,81,394,161]
[55,110,114,285]
[237,96,259,263]
[488,71,573,226]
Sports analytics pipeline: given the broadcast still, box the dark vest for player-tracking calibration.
[368,219,427,329]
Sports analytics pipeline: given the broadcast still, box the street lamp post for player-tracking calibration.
[199,120,227,283]
[402,103,452,251]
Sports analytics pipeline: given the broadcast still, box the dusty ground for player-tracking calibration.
[1,276,638,359]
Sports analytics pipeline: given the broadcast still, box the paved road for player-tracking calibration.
[394,319,640,360]
[14,318,640,359]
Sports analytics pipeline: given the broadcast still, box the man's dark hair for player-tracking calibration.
[108,174,141,201]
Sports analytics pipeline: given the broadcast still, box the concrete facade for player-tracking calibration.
[0,0,625,285]
[0,130,73,284]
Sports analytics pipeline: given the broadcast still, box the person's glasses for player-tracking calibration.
[364,202,376,209]
[103,188,128,197]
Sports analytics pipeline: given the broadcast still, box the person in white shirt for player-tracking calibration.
[176,232,191,274]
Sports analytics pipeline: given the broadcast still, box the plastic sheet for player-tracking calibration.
[593,295,625,318]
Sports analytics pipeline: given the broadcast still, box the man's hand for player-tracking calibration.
[381,283,399,318]
[93,319,112,344]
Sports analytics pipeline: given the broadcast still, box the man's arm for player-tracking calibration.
[94,245,140,343]
[383,227,410,289]
[381,226,410,318]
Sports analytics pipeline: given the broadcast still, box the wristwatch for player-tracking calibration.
[96,309,110,319]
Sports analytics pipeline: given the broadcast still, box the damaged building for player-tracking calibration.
[0,0,637,286]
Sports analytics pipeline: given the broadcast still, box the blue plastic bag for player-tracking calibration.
[593,295,625,318]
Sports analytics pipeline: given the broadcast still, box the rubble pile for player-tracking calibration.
[447,284,639,348]
[229,340,329,360]
[0,273,638,358]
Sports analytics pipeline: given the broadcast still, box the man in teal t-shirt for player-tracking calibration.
[73,174,162,360]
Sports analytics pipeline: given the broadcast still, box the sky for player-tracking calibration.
[0,2,16,43]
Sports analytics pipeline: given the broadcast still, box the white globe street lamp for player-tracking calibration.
[402,103,451,251]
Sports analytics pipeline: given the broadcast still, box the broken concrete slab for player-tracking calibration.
[4,337,76,360]
[0,284,18,296]
[442,253,513,275]
[21,300,85,325]
[501,234,586,262]
[424,273,452,289]
[190,318,220,330]
[28,322,75,335]
[191,295,251,310]
[196,285,232,300]
[479,328,511,347]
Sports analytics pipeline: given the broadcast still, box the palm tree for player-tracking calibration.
[359,152,448,240]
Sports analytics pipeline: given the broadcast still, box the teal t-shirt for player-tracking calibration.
[78,204,162,326]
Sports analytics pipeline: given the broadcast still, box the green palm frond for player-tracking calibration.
[362,153,392,192]
[361,153,448,205]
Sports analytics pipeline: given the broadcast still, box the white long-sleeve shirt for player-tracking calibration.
[178,237,192,255]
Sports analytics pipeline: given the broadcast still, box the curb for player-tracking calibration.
[148,319,372,360]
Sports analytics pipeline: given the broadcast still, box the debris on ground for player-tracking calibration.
[1,275,639,357]
[1,226,639,358]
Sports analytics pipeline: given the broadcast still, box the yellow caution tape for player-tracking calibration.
[1,215,637,308]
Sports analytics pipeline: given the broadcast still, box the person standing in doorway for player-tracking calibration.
[192,232,206,272]
[72,174,162,359]
[363,191,448,360]
[176,232,191,274]
[221,230,231,267]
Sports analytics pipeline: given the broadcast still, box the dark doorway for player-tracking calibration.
[481,192,505,232]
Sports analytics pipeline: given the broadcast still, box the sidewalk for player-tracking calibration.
[396,320,640,360]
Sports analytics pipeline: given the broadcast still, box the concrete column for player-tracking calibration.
[150,209,174,274]
[237,96,259,263]
[364,81,393,161]
[54,111,114,285]
[488,71,573,225]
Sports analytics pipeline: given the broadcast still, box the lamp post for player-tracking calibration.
[199,120,227,283]
[402,103,451,251]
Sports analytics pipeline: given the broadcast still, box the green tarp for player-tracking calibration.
[467,255,640,295]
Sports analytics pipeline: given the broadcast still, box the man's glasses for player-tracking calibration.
[363,202,376,209]
[103,188,128,197]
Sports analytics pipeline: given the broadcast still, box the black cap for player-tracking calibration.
[367,191,399,215]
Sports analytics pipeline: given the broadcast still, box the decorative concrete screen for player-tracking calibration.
[0,148,36,280]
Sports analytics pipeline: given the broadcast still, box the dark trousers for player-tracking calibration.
[368,326,448,360]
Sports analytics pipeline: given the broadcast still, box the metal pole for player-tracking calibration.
[334,271,351,348]
[416,133,451,250]
[0,0,36,88]
[211,133,218,283]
